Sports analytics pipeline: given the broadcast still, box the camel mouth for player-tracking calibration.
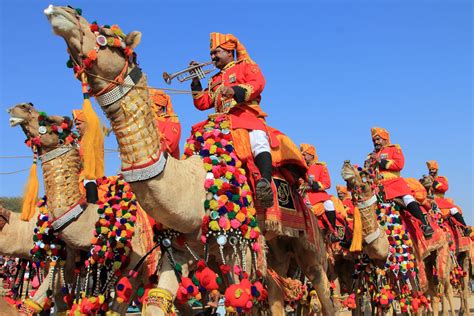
[341,169,355,181]
[44,5,77,35]
[9,116,24,127]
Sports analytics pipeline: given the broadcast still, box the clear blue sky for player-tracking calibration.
[0,1,472,222]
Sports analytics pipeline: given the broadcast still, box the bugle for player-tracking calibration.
[163,61,215,84]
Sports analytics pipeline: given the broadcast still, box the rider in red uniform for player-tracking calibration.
[366,127,434,238]
[190,32,273,208]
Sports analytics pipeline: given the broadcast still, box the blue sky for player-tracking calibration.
[0,1,472,221]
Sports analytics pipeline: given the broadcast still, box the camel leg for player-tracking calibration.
[143,251,189,316]
[266,239,291,316]
[443,282,455,316]
[432,294,440,316]
[293,241,334,316]
[460,254,470,315]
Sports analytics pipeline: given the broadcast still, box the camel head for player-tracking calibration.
[8,102,77,154]
[419,175,433,192]
[341,160,374,200]
[44,5,142,93]
[0,205,11,231]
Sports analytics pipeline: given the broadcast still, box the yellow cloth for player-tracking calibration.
[210,32,253,62]
[371,126,390,142]
[426,160,439,171]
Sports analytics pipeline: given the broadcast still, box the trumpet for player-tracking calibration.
[163,61,215,84]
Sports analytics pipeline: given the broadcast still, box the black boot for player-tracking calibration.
[325,211,340,242]
[406,201,434,239]
[254,152,274,208]
[325,211,337,231]
[85,181,99,204]
[452,213,471,236]
[453,212,467,226]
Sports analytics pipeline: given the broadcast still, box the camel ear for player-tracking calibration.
[125,31,141,49]
[49,115,68,126]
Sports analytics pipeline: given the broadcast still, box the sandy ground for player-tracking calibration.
[0,294,471,315]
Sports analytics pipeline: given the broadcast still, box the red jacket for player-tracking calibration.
[342,199,355,217]
[306,162,332,205]
[193,60,267,131]
[368,144,411,200]
[433,176,449,197]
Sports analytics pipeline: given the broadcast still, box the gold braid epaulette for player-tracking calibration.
[144,288,175,315]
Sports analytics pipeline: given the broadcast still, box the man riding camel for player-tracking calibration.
[336,185,355,220]
[190,32,274,208]
[149,88,181,159]
[300,144,340,240]
[425,160,470,235]
[366,127,434,238]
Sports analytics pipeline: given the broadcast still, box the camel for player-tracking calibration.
[340,161,389,262]
[420,176,471,315]
[9,103,159,315]
[342,162,462,315]
[0,205,74,315]
[44,5,335,315]
[0,205,37,260]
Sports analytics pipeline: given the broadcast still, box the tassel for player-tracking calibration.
[80,74,104,180]
[350,206,362,252]
[21,156,39,221]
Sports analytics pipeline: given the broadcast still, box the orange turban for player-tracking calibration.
[149,89,175,115]
[371,127,390,142]
[336,185,351,200]
[300,143,318,160]
[426,160,439,171]
[72,109,85,122]
[210,32,252,62]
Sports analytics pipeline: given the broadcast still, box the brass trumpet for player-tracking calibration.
[162,61,215,84]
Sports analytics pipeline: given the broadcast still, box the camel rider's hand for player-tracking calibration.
[370,152,380,163]
[189,61,203,91]
[220,86,235,99]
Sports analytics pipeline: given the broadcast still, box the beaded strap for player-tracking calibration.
[19,298,43,315]
[144,288,175,315]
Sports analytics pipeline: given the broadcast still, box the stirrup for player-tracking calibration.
[255,178,274,208]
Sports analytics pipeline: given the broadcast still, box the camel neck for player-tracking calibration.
[41,147,83,214]
[99,72,162,170]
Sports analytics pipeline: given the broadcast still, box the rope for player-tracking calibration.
[85,70,197,95]
[0,167,31,175]
[0,155,32,159]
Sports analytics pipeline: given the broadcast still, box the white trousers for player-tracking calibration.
[402,195,416,206]
[324,200,336,212]
[249,130,271,157]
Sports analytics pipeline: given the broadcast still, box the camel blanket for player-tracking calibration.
[400,211,446,261]
[256,173,319,252]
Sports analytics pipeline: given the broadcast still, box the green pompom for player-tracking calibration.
[175,264,182,272]
[74,8,82,16]
[137,287,145,297]
[66,59,73,68]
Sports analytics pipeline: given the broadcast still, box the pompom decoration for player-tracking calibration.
[70,175,137,313]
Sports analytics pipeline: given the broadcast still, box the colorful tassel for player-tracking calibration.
[21,156,39,221]
[350,206,362,252]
